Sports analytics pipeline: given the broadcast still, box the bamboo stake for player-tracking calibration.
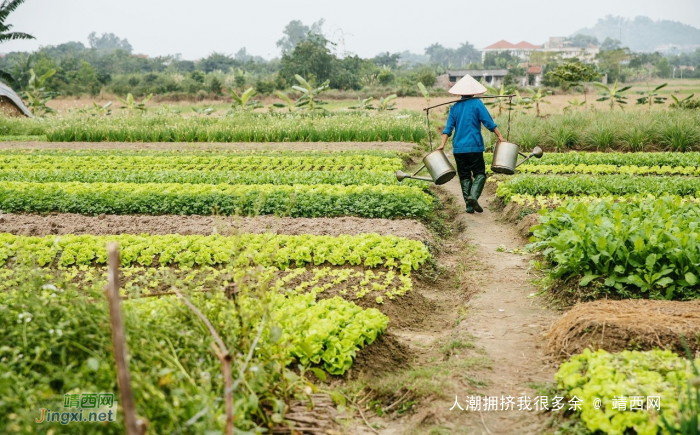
[104,242,146,435]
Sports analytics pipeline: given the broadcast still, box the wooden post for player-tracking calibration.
[105,242,145,435]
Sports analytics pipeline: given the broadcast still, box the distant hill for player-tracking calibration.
[574,15,700,53]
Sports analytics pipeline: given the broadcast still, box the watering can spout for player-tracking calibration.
[396,170,434,183]
[515,146,544,168]
[395,150,457,185]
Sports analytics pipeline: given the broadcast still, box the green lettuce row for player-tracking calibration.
[0,181,433,219]
[498,164,700,176]
[485,151,700,167]
[0,149,402,158]
[0,233,430,273]
[0,265,415,301]
[529,196,700,300]
[0,276,387,433]
[556,349,696,435]
[496,174,700,203]
[44,112,427,143]
[0,169,423,187]
[0,153,403,172]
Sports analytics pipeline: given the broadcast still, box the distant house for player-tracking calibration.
[437,69,509,90]
[543,37,599,62]
[526,65,543,86]
[0,82,33,117]
[481,40,542,62]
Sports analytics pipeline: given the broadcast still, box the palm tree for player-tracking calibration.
[0,0,35,84]
[0,0,34,43]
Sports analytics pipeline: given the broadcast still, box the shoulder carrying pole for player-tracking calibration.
[423,94,516,151]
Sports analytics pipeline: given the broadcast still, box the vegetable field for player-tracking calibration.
[491,147,700,433]
[0,143,438,433]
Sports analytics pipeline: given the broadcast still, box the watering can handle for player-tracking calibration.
[411,164,426,177]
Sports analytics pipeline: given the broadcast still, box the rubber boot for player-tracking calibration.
[470,174,487,213]
[459,178,474,214]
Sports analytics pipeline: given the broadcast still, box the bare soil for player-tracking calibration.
[0,213,431,241]
[0,141,416,153]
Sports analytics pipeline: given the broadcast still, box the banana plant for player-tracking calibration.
[377,94,397,112]
[483,83,509,116]
[525,88,551,117]
[349,96,374,110]
[670,93,697,109]
[79,101,112,117]
[230,87,260,111]
[564,98,586,113]
[593,80,631,111]
[635,83,668,109]
[272,90,296,112]
[118,93,152,115]
[511,90,532,115]
[417,82,430,106]
[292,74,329,112]
[21,69,57,116]
[192,106,215,116]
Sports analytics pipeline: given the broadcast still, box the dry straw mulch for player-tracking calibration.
[547,299,700,360]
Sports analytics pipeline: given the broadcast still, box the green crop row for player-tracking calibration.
[0,181,433,219]
[0,153,404,172]
[485,151,700,168]
[42,112,427,143]
[555,349,696,435]
[0,148,402,158]
[487,110,700,152]
[0,265,415,303]
[0,268,386,432]
[495,164,700,177]
[529,196,700,300]
[0,169,421,187]
[0,233,430,273]
[496,174,700,203]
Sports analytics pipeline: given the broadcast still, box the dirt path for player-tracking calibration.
[0,141,416,153]
[356,181,559,435]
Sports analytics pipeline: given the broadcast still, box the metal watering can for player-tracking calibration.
[396,149,456,185]
[491,142,544,175]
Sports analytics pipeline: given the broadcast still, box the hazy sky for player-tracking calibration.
[2,0,699,60]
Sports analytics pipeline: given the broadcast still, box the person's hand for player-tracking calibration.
[436,144,445,151]
[497,135,505,143]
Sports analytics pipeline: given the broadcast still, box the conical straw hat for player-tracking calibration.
[449,74,487,96]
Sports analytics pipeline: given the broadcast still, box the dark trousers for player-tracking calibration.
[453,152,485,181]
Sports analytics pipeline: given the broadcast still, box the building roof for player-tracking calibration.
[483,40,516,50]
[0,82,33,117]
[526,65,542,74]
[448,69,509,77]
[514,41,542,49]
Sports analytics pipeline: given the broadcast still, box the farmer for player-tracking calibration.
[437,75,505,214]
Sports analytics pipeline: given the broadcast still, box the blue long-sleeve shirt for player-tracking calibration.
[442,98,497,153]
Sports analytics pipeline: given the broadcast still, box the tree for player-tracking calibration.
[546,61,601,102]
[600,37,621,51]
[276,19,325,54]
[0,0,35,84]
[88,32,133,54]
[198,53,239,73]
[483,51,518,69]
[655,58,672,78]
[567,34,599,47]
[596,48,631,82]
[372,52,400,68]
[279,36,334,85]
[454,42,481,66]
